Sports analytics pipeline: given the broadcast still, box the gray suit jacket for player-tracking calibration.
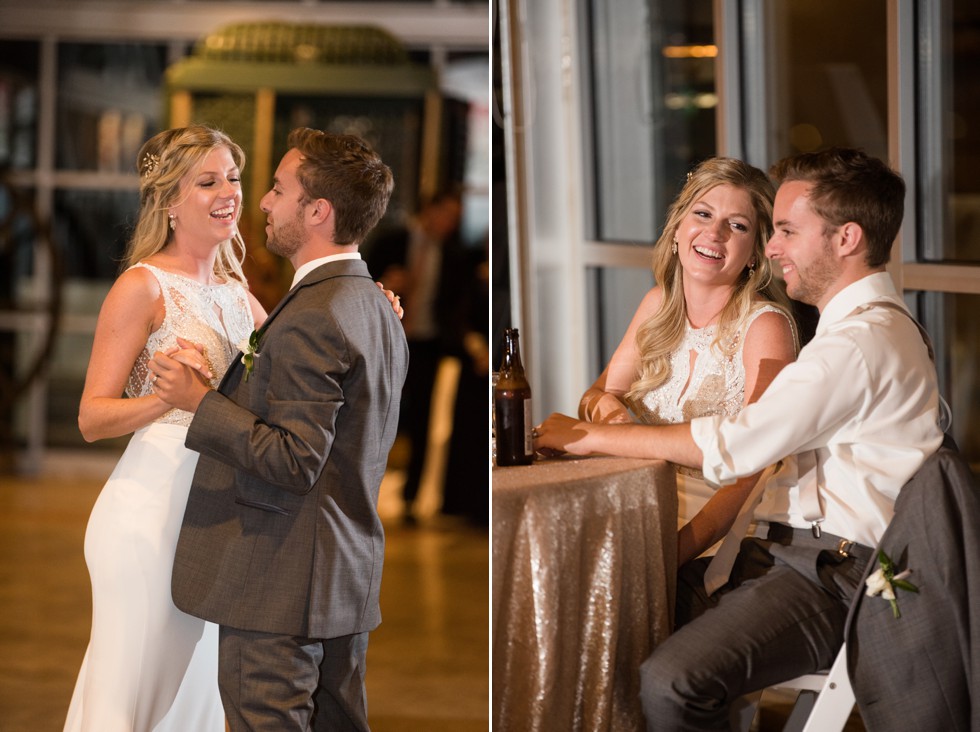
[845,444,980,732]
[171,258,409,639]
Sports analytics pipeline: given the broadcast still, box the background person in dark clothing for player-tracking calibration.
[364,188,464,524]
[440,236,489,525]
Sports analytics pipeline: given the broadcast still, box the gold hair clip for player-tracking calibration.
[140,152,160,178]
[686,171,693,182]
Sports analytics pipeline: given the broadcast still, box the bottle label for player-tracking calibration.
[522,398,533,456]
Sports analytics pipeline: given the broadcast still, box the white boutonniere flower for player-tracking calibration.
[239,329,261,382]
[865,550,918,618]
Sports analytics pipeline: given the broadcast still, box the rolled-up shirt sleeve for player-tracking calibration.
[691,414,735,488]
[691,327,873,488]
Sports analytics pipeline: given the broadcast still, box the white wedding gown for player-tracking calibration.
[633,303,793,545]
[64,263,254,732]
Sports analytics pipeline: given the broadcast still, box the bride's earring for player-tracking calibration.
[168,213,177,231]
[671,238,678,255]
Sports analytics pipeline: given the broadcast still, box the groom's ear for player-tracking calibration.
[309,198,332,225]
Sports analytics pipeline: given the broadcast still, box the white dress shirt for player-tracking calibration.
[691,272,944,548]
[290,252,361,290]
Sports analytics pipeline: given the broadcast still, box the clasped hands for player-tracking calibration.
[148,337,213,413]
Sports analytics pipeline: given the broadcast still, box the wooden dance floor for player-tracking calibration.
[0,449,489,732]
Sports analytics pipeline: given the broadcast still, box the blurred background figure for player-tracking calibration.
[365,188,466,525]
[440,235,489,525]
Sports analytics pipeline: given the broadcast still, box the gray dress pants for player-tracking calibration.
[218,626,370,732]
[639,523,872,731]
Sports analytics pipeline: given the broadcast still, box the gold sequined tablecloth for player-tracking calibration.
[492,457,678,732]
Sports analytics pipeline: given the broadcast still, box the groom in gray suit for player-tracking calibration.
[151,128,408,731]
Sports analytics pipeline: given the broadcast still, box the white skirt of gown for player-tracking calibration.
[64,422,224,732]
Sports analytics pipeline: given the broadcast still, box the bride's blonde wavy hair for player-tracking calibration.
[625,157,797,410]
[124,125,248,286]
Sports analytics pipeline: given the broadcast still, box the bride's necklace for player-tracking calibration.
[686,304,725,330]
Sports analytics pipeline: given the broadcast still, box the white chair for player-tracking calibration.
[731,644,855,732]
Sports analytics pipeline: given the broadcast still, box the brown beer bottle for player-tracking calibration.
[494,328,534,466]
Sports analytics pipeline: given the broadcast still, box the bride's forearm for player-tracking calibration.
[578,388,601,421]
[579,388,631,423]
[78,393,171,442]
[677,513,721,568]
[677,475,760,566]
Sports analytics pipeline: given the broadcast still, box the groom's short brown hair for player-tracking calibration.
[287,127,394,246]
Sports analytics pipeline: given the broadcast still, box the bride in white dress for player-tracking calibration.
[64,126,266,731]
[575,158,799,566]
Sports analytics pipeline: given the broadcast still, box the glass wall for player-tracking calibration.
[763,0,888,162]
[913,0,980,470]
[584,265,654,377]
[927,0,980,263]
[582,0,715,375]
[918,291,980,465]
[55,43,171,173]
[0,40,180,454]
[273,95,425,222]
[0,40,38,170]
[585,0,716,244]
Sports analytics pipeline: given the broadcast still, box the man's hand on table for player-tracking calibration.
[533,413,598,457]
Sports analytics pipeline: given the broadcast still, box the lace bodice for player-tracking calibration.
[635,304,790,426]
[126,262,255,427]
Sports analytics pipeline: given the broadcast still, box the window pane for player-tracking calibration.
[587,0,716,243]
[765,0,888,162]
[0,40,40,170]
[585,265,653,380]
[943,0,980,262]
[0,184,41,410]
[45,313,121,451]
[56,42,170,172]
[920,291,980,472]
[53,189,138,280]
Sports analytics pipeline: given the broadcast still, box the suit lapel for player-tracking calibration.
[219,258,373,394]
[218,351,246,393]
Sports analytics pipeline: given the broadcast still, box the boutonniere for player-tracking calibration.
[238,329,261,382]
[864,550,918,618]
